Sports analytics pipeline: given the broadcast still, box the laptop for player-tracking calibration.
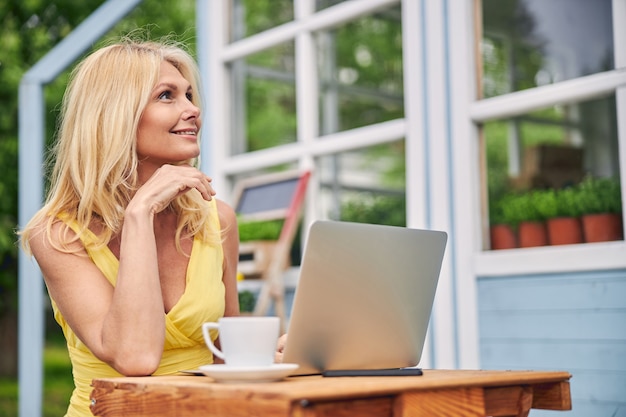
[282,220,447,376]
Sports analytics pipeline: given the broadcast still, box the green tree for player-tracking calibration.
[0,0,197,378]
[0,0,107,378]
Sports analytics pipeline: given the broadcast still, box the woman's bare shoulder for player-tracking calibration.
[216,198,237,227]
[28,216,84,259]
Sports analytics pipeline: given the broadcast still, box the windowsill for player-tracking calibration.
[475,240,626,277]
[236,243,626,283]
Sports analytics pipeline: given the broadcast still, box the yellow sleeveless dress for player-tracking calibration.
[53,200,225,417]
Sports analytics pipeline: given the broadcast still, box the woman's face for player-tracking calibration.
[136,61,202,171]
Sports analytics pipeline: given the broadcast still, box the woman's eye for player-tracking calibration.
[186,92,193,101]
[158,91,172,100]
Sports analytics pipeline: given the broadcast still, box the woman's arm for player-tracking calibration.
[30,164,215,376]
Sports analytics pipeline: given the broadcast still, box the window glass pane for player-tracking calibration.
[230,42,296,154]
[230,0,294,41]
[318,142,406,226]
[485,95,623,250]
[481,0,614,98]
[316,0,348,12]
[317,5,403,135]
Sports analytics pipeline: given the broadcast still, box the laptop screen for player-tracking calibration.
[282,221,447,375]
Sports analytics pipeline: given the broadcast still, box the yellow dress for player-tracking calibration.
[52,200,225,417]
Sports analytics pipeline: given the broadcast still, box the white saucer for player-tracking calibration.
[197,363,299,383]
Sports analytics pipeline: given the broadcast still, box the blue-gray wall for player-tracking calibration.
[478,269,626,416]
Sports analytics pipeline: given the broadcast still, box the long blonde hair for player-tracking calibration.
[21,39,219,253]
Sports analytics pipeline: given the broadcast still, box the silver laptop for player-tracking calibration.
[282,220,447,375]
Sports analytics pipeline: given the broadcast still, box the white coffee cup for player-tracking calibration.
[202,316,280,367]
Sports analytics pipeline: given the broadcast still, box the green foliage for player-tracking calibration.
[484,121,511,204]
[488,197,506,226]
[238,290,256,313]
[238,219,283,242]
[576,176,622,215]
[0,0,197,378]
[556,187,584,218]
[484,114,570,208]
[333,8,404,131]
[497,191,544,228]
[239,0,293,38]
[0,0,111,316]
[0,343,73,417]
[0,5,197,255]
[493,177,622,228]
[532,188,582,220]
[532,189,560,221]
[0,139,18,313]
[340,195,406,227]
[246,77,297,151]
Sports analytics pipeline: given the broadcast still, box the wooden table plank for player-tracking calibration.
[90,369,572,417]
[90,380,294,417]
[484,386,533,417]
[291,396,393,417]
[532,381,572,410]
[393,388,485,417]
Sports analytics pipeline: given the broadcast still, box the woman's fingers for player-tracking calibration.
[135,165,217,214]
[274,334,288,363]
[198,174,216,201]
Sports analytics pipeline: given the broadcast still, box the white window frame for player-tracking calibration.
[199,0,460,369]
[467,0,626,277]
[448,0,626,370]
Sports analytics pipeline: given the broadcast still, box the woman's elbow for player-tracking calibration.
[108,350,162,376]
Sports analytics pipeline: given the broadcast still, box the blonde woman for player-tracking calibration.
[20,39,240,417]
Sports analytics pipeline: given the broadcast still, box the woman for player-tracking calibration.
[20,39,240,416]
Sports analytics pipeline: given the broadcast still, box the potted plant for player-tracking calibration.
[576,177,623,242]
[499,191,548,248]
[534,187,583,245]
[489,196,517,250]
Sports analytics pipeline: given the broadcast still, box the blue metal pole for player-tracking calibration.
[17,80,45,417]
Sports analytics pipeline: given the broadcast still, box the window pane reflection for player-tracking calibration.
[316,0,348,12]
[485,95,623,250]
[317,5,403,134]
[230,0,294,41]
[481,0,614,98]
[230,42,297,154]
[318,142,406,226]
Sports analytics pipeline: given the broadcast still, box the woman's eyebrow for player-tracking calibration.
[154,82,193,92]
[152,82,193,93]
[154,82,179,91]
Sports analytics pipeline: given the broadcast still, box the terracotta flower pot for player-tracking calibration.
[518,221,548,248]
[582,213,623,243]
[547,217,583,245]
[490,224,517,250]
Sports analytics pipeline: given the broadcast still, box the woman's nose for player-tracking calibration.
[182,102,200,120]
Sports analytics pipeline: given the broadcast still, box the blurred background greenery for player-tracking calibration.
[0,0,199,414]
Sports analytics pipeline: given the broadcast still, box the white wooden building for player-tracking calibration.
[200,2,626,416]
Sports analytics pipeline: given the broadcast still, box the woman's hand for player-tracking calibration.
[131,164,216,216]
[275,333,288,363]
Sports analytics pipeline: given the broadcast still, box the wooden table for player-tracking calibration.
[90,369,572,417]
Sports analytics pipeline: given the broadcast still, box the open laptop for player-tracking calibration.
[282,220,447,376]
